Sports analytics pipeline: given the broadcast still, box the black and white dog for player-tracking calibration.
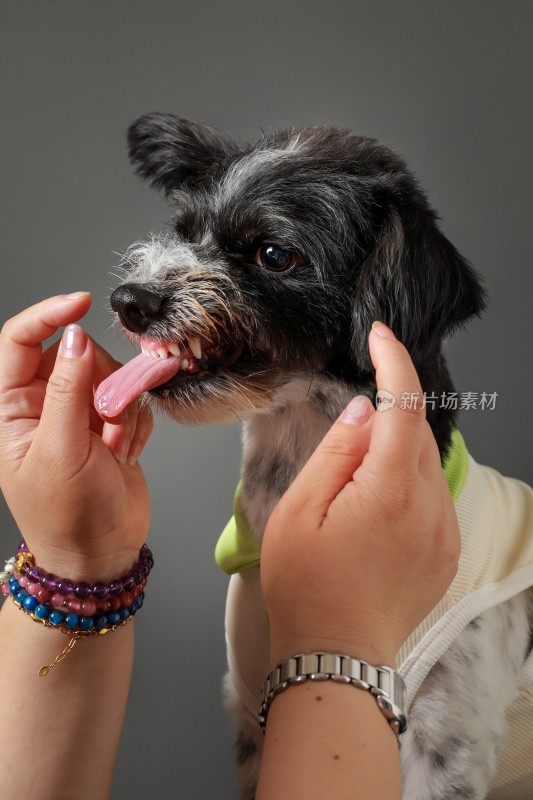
[97,114,533,800]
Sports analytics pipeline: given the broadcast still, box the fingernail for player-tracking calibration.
[340,395,372,425]
[114,437,130,465]
[64,291,91,300]
[60,324,87,358]
[127,441,143,467]
[372,321,397,340]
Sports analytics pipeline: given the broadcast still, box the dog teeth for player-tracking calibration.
[181,359,190,370]
[188,337,202,359]
[139,339,196,360]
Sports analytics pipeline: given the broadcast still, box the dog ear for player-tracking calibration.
[127,113,236,194]
[351,208,486,371]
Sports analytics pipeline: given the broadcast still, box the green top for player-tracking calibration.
[215,428,469,575]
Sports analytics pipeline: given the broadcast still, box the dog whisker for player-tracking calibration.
[226,378,258,411]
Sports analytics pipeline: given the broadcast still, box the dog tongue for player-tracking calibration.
[94,353,181,418]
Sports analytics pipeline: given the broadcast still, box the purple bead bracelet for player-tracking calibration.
[17,541,154,600]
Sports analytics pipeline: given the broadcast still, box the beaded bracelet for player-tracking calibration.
[1,541,152,612]
[8,576,143,674]
[13,539,153,599]
[12,566,148,618]
[1,543,153,676]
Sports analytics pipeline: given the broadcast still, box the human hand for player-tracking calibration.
[0,293,153,580]
[260,322,460,668]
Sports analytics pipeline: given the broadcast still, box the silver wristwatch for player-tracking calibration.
[259,652,407,741]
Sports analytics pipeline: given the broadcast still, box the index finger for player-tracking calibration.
[37,337,123,388]
[37,336,129,431]
[367,321,426,470]
[0,293,92,392]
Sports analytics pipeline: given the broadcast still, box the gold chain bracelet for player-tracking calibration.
[9,593,134,676]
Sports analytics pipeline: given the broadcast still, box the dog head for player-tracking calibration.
[99,113,485,445]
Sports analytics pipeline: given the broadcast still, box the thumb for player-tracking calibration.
[283,395,375,525]
[34,324,95,460]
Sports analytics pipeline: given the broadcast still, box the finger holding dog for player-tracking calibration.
[366,320,427,474]
[0,294,152,467]
[35,334,151,463]
[366,321,448,505]
[0,293,93,468]
[0,294,151,577]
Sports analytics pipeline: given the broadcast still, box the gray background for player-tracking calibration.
[1,1,532,797]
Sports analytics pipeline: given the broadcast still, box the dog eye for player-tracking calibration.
[253,244,301,272]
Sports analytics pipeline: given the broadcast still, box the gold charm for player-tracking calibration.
[15,551,35,575]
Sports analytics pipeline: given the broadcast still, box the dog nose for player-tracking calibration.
[110,283,167,334]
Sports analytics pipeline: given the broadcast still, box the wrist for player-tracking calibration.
[259,651,407,746]
[257,680,402,799]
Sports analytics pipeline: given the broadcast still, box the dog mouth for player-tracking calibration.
[143,336,245,390]
[94,334,245,418]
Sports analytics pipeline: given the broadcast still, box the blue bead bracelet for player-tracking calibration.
[3,545,148,677]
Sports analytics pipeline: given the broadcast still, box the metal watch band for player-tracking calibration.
[258,652,407,740]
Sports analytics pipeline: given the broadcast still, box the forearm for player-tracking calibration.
[0,596,134,799]
[256,680,402,800]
